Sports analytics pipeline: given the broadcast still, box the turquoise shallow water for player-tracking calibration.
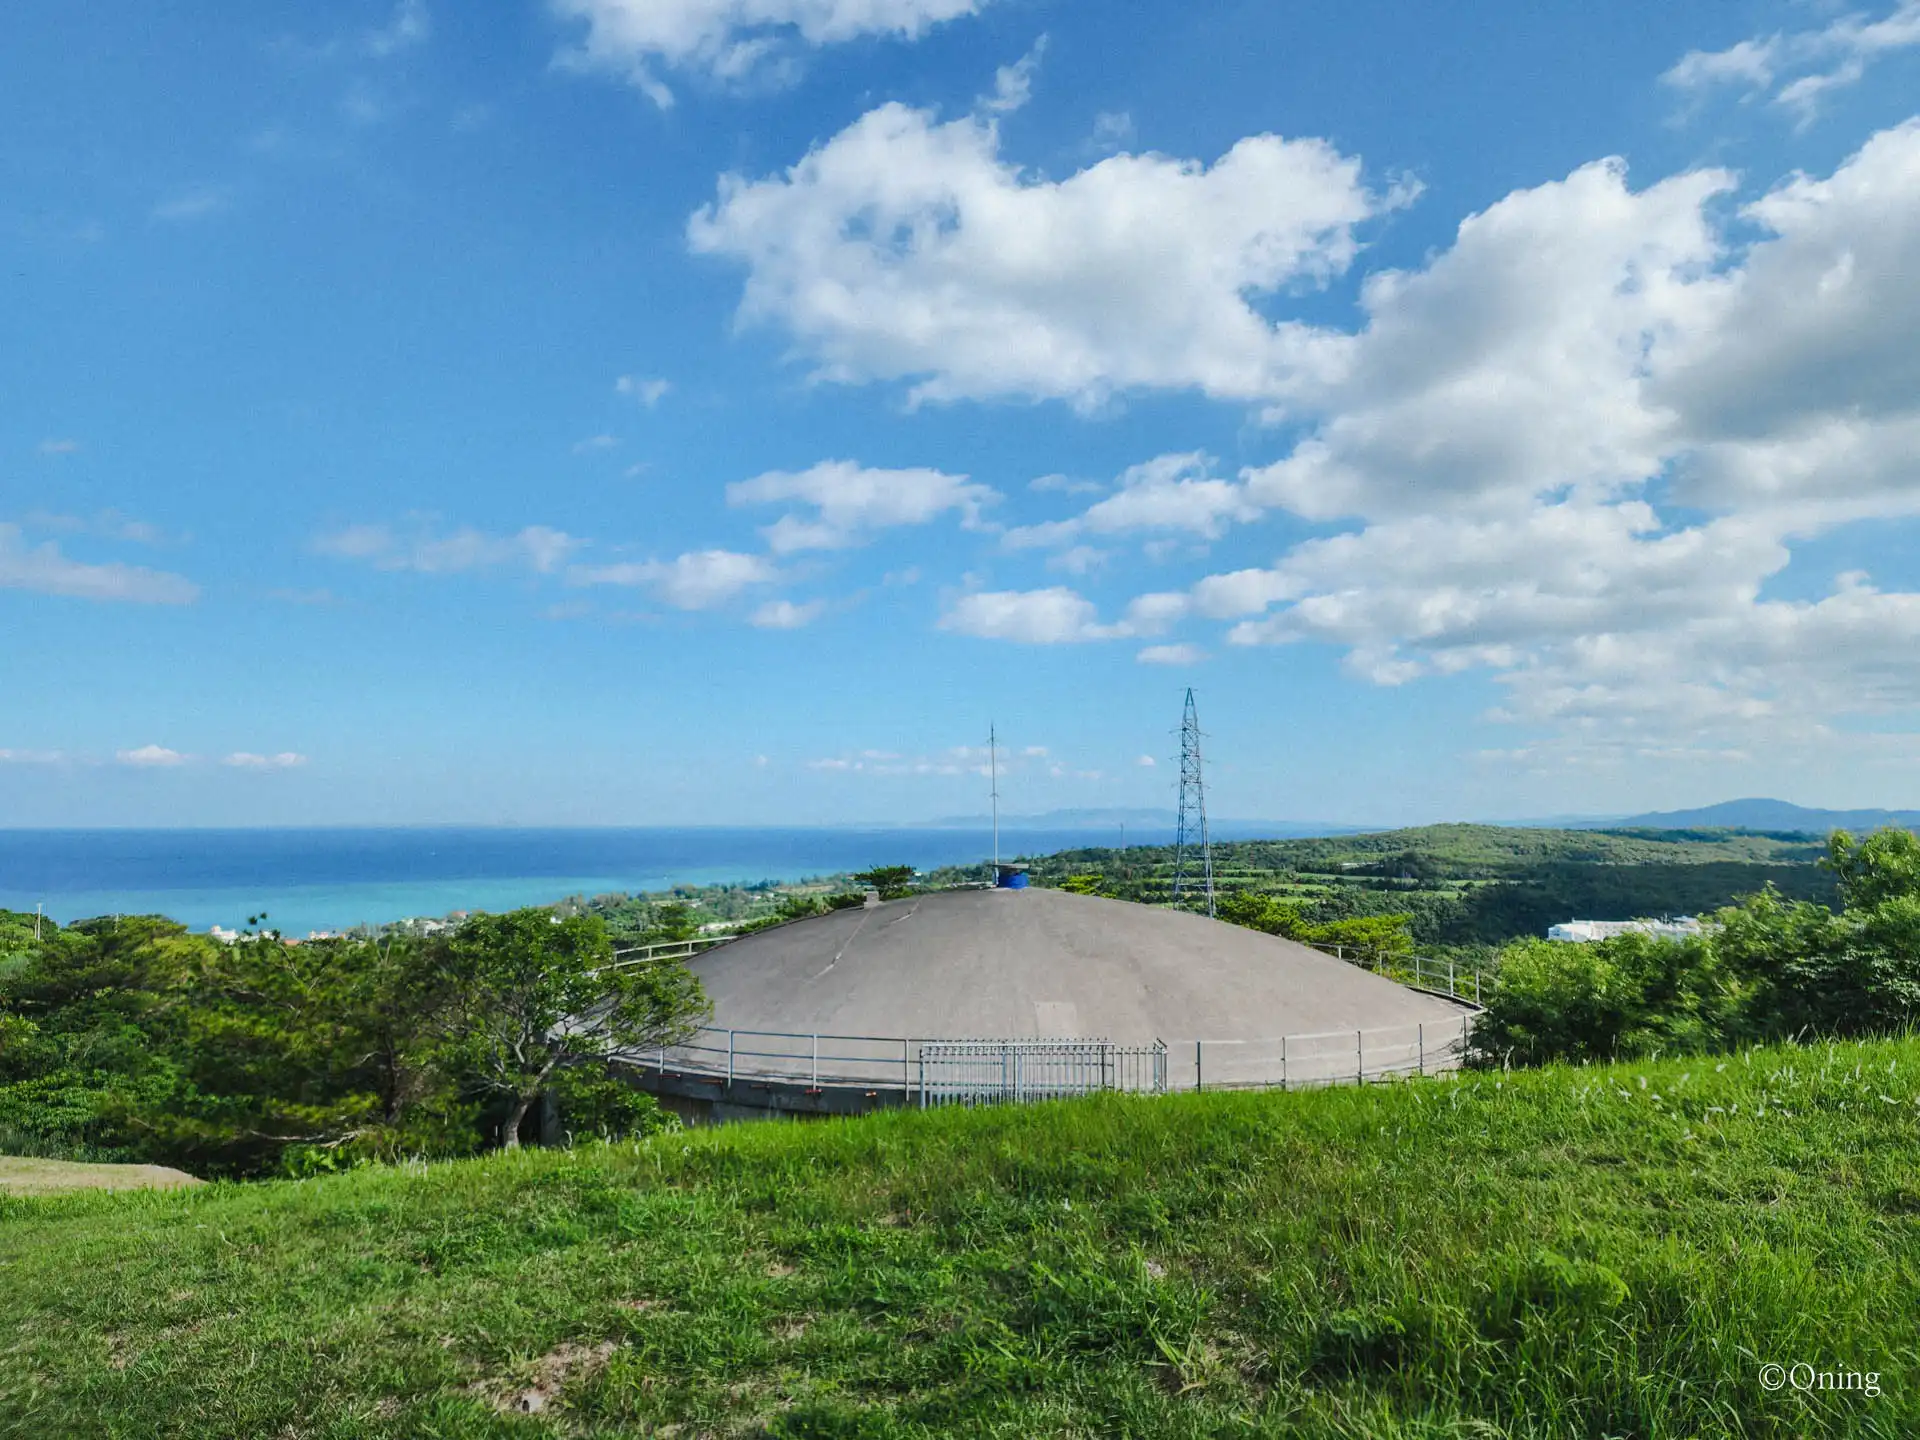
[0,826,1178,935]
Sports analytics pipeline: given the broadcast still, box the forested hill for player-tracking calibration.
[1194,822,1830,874]
[957,823,1844,952]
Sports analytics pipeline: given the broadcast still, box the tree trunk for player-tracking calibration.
[501,1092,534,1150]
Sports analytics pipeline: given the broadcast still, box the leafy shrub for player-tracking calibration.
[1467,934,1734,1067]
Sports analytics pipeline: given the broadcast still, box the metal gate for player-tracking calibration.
[918,1039,1168,1107]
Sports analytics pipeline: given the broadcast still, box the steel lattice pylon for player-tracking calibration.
[1171,687,1214,917]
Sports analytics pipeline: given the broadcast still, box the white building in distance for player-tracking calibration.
[1547,918,1704,943]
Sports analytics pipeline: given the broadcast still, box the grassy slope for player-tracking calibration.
[4,1041,1917,1439]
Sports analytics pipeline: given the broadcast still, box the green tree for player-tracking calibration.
[853,865,916,901]
[427,909,708,1150]
[1824,826,1920,911]
[1216,891,1309,937]
[643,902,701,944]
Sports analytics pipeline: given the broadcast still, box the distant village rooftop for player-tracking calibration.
[1547,918,1705,943]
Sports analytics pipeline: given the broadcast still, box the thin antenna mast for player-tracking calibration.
[1171,688,1215,917]
[989,722,1000,875]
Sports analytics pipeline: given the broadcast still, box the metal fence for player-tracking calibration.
[1310,946,1485,1006]
[636,1027,920,1090]
[609,935,735,966]
[918,1039,1168,1107]
[1188,1013,1473,1091]
[628,1011,1475,1106]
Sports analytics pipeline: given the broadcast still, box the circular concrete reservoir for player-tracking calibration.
[635,887,1475,1119]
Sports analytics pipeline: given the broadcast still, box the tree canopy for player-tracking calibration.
[1468,828,1920,1067]
[0,906,708,1176]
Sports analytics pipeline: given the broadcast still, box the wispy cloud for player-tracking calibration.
[224,751,309,770]
[572,433,621,454]
[36,439,81,457]
[552,0,991,108]
[572,549,776,609]
[364,0,431,58]
[117,744,188,768]
[0,749,64,765]
[1136,643,1205,666]
[1029,473,1103,497]
[314,521,582,575]
[1664,1,1920,120]
[615,375,672,408]
[728,459,997,553]
[23,509,169,546]
[0,524,199,604]
[804,740,1041,778]
[750,597,826,629]
[152,186,229,224]
[979,36,1046,114]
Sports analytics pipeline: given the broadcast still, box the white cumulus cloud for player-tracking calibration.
[1138,121,1920,755]
[939,586,1136,644]
[689,101,1396,410]
[1005,452,1259,550]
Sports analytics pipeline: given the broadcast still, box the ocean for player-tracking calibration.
[0,826,1181,936]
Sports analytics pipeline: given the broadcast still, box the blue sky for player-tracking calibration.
[4,0,1920,827]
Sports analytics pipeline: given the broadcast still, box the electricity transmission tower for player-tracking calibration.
[1171,688,1214,917]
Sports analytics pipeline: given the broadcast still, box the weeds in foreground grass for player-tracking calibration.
[3,1038,1919,1437]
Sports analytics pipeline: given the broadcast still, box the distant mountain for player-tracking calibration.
[1599,798,1920,834]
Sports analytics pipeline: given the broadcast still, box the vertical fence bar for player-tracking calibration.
[1418,1023,1425,1076]
[1195,1040,1204,1092]
[903,1038,911,1097]
[1357,1030,1364,1084]
[1449,958,1457,997]
[1280,1033,1287,1091]
[811,1033,818,1089]
[1475,970,1482,1005]
[727,1029,735,1086]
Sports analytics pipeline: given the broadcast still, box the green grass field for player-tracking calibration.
[4,1039,1916,1438]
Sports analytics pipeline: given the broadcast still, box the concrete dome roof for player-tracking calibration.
[692,887,1463,1046]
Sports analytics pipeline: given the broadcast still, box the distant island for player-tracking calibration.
[1590,798,1920,833]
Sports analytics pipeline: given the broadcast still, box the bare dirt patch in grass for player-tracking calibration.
[0,1156,202,1194]
[478,1339,620,1416]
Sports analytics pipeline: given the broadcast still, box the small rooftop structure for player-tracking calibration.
[1547,918,1704,943]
